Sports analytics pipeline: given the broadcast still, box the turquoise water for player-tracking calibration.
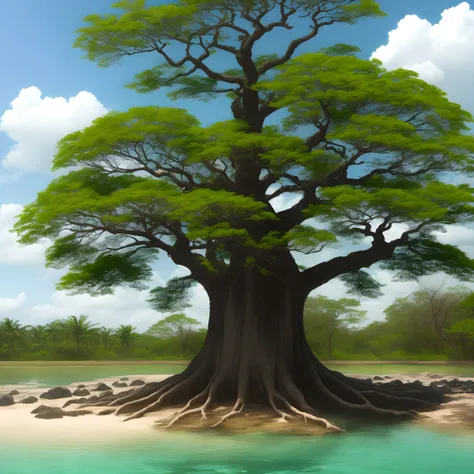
[1,425,474,473]
[1,363,474,386]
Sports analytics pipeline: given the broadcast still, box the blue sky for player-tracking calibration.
[1,0,474,330]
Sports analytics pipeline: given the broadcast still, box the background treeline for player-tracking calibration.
[1,282,474,361]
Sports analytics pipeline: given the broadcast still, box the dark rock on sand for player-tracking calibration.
[98,408,116,416]
[73,388,90,396]
[33,404,93,419]
[8,390,19,396]
[19,395,38,404]
[98,390,114,399]
[34,407,65,419]
[430,382,453,394]
[384,376,392,380]
[40,387,73,400]
[120,377,129,381]
[373,376,384,381]
[130,379,146,386]
[93,383,112,391]
[429,374,442,379]
[87,395,99,402]
[0,394,14,406]
[77,384,86,389]
[112,381,128,388]
[31,405,54,414]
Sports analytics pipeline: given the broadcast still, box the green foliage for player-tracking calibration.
[145,313,201,339]
[381,239,474,282]
[147,277,196,312]
[11,0,474,331]
[339,270,384,298]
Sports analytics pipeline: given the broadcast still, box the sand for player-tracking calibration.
[0,375,179,447]
[1,372,474,446]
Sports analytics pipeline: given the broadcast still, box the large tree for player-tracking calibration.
[13,0,474,431]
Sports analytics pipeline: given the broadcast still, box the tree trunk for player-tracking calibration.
[80,266,448,430]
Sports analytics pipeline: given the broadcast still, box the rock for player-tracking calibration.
[120,377,129,381]
[112,381,128,388]
[31,404,56,414]
[19,396,38,404]
[429,374,441,379]
[87,395,99,402]
[130,379,145,386]
[412,380,424,387]
[0,394,14,406]
[40,387,73,400]
[430,382,452,394]
[35,407,65,419]
[73,388,90,396]
[98,390,114,399]
[365,378,373,384]
[8,389,19,396]
[63,397,88,408]
[93,383,112,392]
[77,384,86,389]
[373,376,384,381]
[98,408,116,416]
[383,376,392,380]
[32,404,92,419]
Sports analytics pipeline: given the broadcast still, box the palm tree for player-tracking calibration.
[0,318,27,355]
[115,324,138,352]
[60,315,98,353]
[99,327,113,349]
[44,320,64,345]
[24,324,48,347]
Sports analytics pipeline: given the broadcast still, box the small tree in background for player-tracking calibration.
[60,315,98,354]
[115,324,139,353]
[145,313,201,356]
[304,296,366,357]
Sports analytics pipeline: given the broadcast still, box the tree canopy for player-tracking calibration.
[13,1,474,304]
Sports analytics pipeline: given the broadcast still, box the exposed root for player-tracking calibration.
[165,393,213,428]
[211,398,245,428]
[115,382,174,416]
[274,393,344,432]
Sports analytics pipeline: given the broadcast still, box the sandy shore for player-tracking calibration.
[1,372,474,446]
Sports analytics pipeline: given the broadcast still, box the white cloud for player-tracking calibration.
[0,292,26,315]
[370,2,474,112]
[435,224,474,257]
[0,203,50,265]
[0,87,108,172]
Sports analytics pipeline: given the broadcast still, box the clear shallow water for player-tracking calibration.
[1,363,474,386]
[1,425,474,474]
